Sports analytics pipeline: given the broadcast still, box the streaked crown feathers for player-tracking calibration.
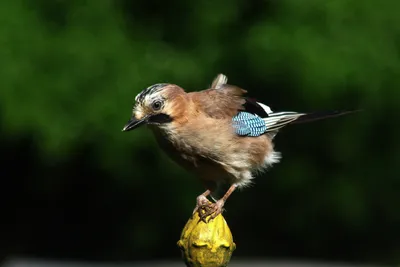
[135,83,169,104]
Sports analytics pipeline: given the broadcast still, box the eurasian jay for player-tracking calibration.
[122,74,354,220]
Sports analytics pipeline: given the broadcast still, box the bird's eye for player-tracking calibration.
[152,100,163,111]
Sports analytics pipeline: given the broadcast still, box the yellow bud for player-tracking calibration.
[177,210,236,267]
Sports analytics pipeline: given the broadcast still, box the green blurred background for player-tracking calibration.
[0,0,399,265]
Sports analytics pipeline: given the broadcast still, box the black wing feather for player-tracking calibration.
[243,98,270,117]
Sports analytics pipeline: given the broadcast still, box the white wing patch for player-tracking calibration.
[262,112,306,132]
[256,102,273,114]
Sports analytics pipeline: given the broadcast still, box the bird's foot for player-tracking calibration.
[199,199,225,222]
[192,194,211,216]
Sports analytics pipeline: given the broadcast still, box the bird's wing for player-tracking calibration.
[233,109,356,137]
[262,112,306,132]
[232,112,267,137]
[232,111,305,137]
[199,74,357,131]
[236,98,280,138]
[243,97,273,117]
[263,110,359,132]
[191,83,247,119]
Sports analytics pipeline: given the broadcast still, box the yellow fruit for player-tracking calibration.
[177,210,236,267]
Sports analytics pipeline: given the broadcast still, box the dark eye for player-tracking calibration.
[152,100,162,111]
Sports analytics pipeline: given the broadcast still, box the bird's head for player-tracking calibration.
[122,83,186,132]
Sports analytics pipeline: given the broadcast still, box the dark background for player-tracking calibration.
[0,0,399,265]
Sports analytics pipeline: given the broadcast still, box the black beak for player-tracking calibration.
[122,116,148,132]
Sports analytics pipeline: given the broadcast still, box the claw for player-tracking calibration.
[199,199,225,223]
[193,185,236,223]
[192,195,210,217]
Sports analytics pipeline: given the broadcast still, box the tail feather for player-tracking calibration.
[262,112,305,132]
[262,110,360,133]
[291,110,361,124]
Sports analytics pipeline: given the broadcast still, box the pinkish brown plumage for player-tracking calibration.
[122,74,355,220]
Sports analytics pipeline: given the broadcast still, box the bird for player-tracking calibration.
[122,74,356,221]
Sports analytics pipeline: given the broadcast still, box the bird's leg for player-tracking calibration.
[203,184,237,221]
[192,189,211,216]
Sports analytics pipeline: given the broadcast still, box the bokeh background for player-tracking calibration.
[1,0,399,265]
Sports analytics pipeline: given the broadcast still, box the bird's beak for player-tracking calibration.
[122,116,148,132]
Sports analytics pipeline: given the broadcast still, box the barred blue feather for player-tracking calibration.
[232,112,267,137]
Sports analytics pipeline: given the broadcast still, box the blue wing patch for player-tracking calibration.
[232,112,267,137]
